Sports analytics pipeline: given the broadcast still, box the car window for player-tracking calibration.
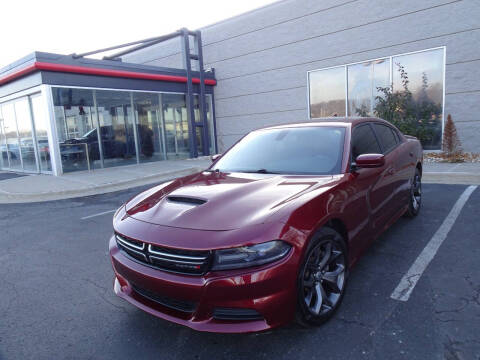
[212,126,346,175]
[351,124,381,160]
[373,123,398,153]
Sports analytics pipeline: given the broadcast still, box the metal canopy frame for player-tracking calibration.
[71,28,211,158]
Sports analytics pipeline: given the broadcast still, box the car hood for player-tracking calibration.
[124,171,339,231]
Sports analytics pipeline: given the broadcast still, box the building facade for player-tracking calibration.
[1,0,478,177]
[125,0,479,153]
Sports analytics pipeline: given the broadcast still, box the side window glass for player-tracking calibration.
[352,124,381,160]
[373,123,398,153]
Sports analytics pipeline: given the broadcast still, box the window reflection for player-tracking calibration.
[348,59,390,116]
[50,87,215,172]
[96,90,137,167]
[309,67,346,118]
[308,48,445,149]
[30,95,52,172]
[162,94,190,159]
[393,49,444,149]
[53,88,97,172]
[15,99,36,171]
[133,92,164,163]
[1,103,22,170]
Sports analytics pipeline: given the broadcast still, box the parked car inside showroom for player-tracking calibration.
[109,117,423,333]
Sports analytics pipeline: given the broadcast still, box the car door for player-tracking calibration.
[371,123,408,216]
[347,123,384,255]
[351,123,395,238]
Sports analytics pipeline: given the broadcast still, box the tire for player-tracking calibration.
[295,227,348,326]
[404,167,422,218]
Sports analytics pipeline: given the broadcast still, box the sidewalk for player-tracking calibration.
[0,159,478,204]
[0,158,211,203]
[423,162,480,185]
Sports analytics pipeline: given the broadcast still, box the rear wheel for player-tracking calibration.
[404,167,422,218]
[296,227,347,326]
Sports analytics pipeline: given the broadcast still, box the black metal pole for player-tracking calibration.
[181,28,198,158]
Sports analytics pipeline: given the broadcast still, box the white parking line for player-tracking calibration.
[391,185,477,302]
[81,209,116,220]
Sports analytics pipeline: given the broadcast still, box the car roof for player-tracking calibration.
[257,117,390,131]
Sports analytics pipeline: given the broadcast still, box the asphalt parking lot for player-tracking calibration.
[0,183,479,360]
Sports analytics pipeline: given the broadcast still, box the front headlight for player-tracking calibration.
[211,240,291,271]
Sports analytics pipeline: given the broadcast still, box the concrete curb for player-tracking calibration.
[423,172,480,186]
[0,167,202,204]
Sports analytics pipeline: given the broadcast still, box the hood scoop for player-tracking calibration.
[167,196,206,206]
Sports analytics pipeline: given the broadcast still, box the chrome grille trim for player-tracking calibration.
[149,255,205,265]
[114,233,212,275]
[148,244,208,261]
[116,234,145,251]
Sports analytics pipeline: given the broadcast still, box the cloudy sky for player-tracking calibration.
[0,0,278,67]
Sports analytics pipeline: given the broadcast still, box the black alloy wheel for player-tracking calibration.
[296,227,347,325]
[405,167,422,217]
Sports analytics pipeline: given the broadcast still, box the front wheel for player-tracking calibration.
[296,227,347,326]
[404,167,422,218]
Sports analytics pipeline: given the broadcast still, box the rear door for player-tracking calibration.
[353,123,403,234]
[372,123,409,214]
[349,123,386,252]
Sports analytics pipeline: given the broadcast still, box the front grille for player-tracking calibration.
[115,233,211,275]
[213,308,263,321]
[132,284,196,313]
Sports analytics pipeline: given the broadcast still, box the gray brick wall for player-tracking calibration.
[124,0,480,152]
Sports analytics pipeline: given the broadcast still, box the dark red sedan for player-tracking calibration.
[109,117,423,333]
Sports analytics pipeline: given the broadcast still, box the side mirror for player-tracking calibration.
[353,153,385,169]
[210,154,222,162]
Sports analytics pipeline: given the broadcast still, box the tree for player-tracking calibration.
[442,114,462,158]
[373,63,441,147]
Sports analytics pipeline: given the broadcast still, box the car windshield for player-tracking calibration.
[212,126,345,175]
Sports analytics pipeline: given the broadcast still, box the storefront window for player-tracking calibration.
[96,90,137,167]
[1,103,22,170]
[0,107,6,169]
[162,93,190,159]
[133,92,164,163]
[347,59,390,116]
[392,49,444,149]
[51,87,215,172]
[53,88,97,172]
[30,94,52,172]
[308,48,445,149]
[309,67,346,118]
[15,98,36,172]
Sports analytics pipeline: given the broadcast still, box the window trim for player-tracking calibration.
[350,122,382,164]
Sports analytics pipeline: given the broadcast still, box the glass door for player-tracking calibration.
[96,90,137,168]
[133,92,164,163]
[163,93,190,159]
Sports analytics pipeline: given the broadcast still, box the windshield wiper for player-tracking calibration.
[241,169,280,174]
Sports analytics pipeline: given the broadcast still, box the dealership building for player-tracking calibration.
[0,0,478,175]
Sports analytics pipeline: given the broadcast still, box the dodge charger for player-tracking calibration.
[109,117,423,333]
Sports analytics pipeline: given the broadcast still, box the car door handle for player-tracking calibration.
[387,168,395,175]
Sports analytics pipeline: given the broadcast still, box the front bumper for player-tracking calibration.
[109,236,298,333]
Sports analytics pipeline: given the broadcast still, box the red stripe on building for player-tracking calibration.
[0,62,217,86]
